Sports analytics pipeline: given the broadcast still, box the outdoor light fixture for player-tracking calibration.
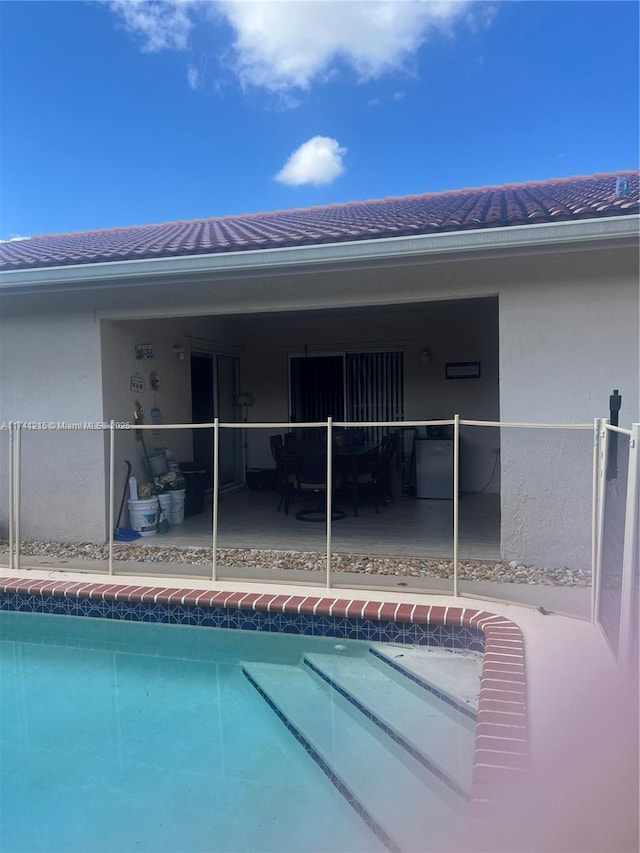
[419,348,432,365]
[236,392,255,423]
[236,392,255,409]
[172,346,186,361]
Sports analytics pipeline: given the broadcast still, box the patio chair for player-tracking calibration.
[292,440,345,522]
[372,434,398,507]
[400,427,419,496]
[270,434,297,514]
[339,434,398,516]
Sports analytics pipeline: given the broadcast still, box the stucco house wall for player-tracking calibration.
[100,315,244,519]
[0,309,106,541]
[498,248,638,569]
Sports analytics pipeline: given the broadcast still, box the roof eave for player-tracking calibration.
[0,214,638,292]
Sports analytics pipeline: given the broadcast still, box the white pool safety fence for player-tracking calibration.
[2,416,638,666]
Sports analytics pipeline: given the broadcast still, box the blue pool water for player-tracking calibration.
[0,611,472,853]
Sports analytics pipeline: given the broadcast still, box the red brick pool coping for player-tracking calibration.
[1,576,527,820]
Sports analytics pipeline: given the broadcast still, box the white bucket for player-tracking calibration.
[157,492,172,522]
[169,488,186,525]
[127,498,159,537]
[146,452,169,477]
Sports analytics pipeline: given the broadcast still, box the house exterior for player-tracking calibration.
[0,171,638,570]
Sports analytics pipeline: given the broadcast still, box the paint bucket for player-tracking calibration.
[169,488,186,525]
[127,497,159,537]
[157,493,172,531]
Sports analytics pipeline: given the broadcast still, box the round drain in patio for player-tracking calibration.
[295,508,346,522]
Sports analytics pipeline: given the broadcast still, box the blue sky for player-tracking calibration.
[1,1,638,240]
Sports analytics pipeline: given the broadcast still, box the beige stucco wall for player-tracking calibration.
[99,315,242,523]
[0,310,106,542]
[498,260,639,569]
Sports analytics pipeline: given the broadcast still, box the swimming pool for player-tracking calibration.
[1,611,478,852]
[0,576,529,849]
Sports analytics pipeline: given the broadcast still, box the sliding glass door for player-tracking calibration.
[289,351,404,436]
[191,351,243,490]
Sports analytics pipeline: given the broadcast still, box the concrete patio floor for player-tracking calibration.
[159,488,501,560]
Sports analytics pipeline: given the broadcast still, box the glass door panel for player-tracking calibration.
[217,354,242,488]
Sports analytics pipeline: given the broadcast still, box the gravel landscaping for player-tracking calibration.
[0,539,591,587]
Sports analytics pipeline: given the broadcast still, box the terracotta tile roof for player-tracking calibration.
[1,171,637,272]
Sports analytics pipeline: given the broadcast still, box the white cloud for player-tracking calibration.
[187,63,199,89]
[0,235,29,242]
[108,0,196,52]
[275,136,347,187]
[106,1,481,96]
[216,1,474,92]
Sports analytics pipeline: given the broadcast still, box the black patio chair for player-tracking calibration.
[270,434,297,514]
[293,440,345,522]
[372,433,398,507]
[339,433,398,516]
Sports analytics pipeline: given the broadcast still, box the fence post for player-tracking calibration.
[212,418,219,583]
[619,423,639,669]
[590,418,601,623]
[594,419,609,624]
[108,421,115,577]
[326,417,333,589]
[8,423,14,572]
[15,423,21,572]
[453,413,460,597]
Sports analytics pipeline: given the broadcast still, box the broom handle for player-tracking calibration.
[116,460,132,529]
[139,432,160,496]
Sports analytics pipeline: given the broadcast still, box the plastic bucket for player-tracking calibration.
[127,498,159,537]
[169,488,186,525]
[146,452,169,477]
[157,493,172,523]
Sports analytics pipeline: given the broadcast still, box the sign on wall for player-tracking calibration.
[135,343,154,360]
[445,361,481,380]
[130,373,145,393]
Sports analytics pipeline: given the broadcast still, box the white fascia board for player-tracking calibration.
[0,214,638,292]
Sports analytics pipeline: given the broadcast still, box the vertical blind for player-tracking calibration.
[290,351,404,440]
[347,351,404,442]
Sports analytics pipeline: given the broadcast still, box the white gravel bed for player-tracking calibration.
[0,540,591,587]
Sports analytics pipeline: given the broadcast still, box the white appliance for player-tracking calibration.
[415,439,453,499]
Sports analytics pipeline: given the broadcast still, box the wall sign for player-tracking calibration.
[130,373,145,393]
[445,361,481,380]
[135,343,154,360]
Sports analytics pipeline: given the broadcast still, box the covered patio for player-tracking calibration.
[157,488,500,560]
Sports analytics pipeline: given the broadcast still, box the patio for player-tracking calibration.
[157,488,500,560]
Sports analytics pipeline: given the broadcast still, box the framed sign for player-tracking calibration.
[135,343,154,360]
[130,373,145,393]
[445,361,481,380]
